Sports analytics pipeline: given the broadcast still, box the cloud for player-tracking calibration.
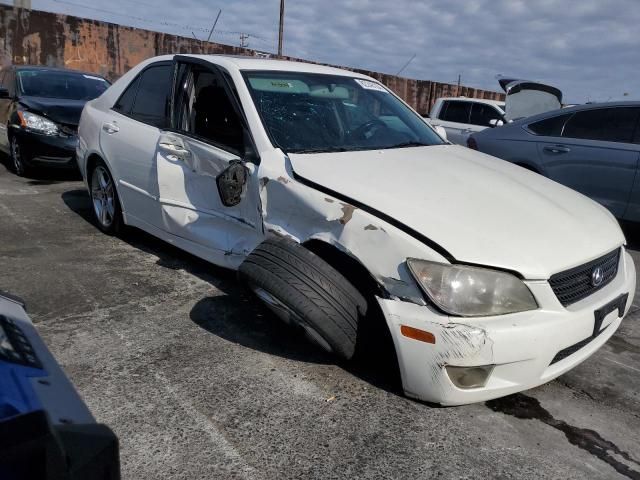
[36,0,640,102]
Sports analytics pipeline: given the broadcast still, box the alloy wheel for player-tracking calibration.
[10,137,24,176]
[91,166,116,228]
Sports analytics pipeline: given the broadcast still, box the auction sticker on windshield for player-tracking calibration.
[354,79,388,92]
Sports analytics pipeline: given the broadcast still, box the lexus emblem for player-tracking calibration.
[591,267,604,287]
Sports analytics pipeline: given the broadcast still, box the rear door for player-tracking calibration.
[100,61,173,226]
[155,57,262,263]
[535,107,640,217]
[432,100,472,145]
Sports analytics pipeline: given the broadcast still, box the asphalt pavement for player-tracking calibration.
[1,162,640,479]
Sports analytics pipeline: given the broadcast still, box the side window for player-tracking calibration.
[469,103,503,127]
[113,76,140,114]
[527,113,572,137]
[563,107,640,143]
[440,101,471,123]
[175,65,244,153]
[129,64,173,128]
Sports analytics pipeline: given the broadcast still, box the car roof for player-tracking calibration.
[438,97,505,107]
[514,100,640,125]
[2,64,108,79]
[174,54,374,79]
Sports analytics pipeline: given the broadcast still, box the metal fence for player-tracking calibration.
[0,5,504,114]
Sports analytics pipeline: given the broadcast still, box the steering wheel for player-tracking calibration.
[348,119,387,141]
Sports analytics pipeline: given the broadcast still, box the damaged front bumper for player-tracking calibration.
[378,250,636,406]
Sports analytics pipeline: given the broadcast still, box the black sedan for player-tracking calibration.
[0,65,110,176]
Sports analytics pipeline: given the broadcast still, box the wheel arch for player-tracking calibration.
[85,152,126,215]
[85,152,103,177]
[299,238,402,383]
[301,238,389,303]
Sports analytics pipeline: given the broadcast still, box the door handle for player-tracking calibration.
[102,122,119,134]
[543,145,570,154]
[158,142,191,158]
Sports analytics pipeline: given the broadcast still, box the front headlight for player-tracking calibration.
[18,111,59,136]
[407,259,537,317]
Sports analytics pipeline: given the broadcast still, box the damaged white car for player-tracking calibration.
[77,55,635,405]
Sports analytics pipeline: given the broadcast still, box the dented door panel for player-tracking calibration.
[156,132,262,258]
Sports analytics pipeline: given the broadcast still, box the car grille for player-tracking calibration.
[549,248,620,307]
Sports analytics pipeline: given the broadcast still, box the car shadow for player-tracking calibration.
[61,188,405,396]
[0,152,81,183]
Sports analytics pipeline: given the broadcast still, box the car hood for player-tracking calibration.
[289,145,624,279]
[18,96,86,126]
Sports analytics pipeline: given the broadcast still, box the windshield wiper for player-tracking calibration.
[289,147,350,154]
[380,141,431,149]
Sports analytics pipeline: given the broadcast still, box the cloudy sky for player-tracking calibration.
[29,0,640,103]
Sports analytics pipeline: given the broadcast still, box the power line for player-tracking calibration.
[44,0,274,44]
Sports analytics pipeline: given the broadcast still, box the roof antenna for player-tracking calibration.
[207,9,222,43]
[395,53,416,76]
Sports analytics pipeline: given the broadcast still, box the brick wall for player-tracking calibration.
[0,5,504,114]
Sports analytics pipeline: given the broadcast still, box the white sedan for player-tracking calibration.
[76,54,635,405]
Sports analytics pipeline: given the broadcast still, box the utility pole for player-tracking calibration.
[277,0,285,57]
[457,74,461,95]
[207,9,222,43]
[240,33,249,48]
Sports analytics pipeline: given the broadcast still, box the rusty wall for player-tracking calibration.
[0,5,504,114]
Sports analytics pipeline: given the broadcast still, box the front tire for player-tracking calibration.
[89,160,122,234]
[10,136,29,177]
[239,238,367,360]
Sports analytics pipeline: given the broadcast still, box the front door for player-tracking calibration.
[431,100,473,145]
[155,59,262,264]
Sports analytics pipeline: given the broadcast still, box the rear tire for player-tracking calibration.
[89,160,122,234]
[239,238,367,360]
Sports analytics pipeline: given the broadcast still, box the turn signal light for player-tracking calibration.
[400,325,435,344]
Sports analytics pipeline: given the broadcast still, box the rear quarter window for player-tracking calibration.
[113,76,140,114]
[527,113,572,137]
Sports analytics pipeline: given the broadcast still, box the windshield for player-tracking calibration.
[243,71,444,153]
[17,69,110,100]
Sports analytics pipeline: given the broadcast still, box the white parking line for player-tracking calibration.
[153,371,258,480]
[602,355,640,373]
